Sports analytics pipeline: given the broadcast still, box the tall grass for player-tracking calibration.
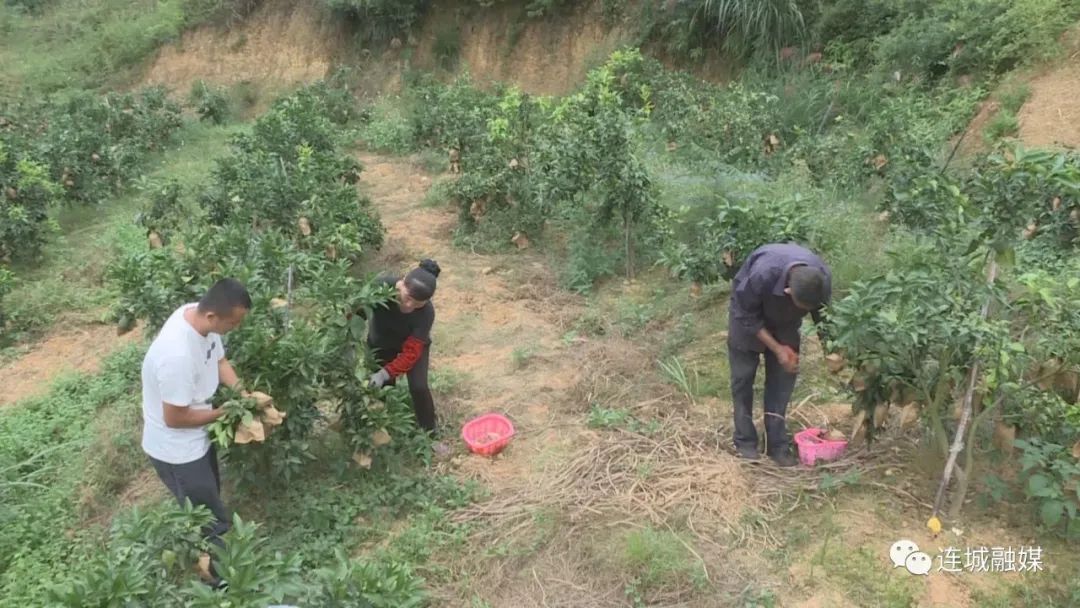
[698,0,806,59]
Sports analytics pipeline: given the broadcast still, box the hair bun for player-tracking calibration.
[418,259,441,278]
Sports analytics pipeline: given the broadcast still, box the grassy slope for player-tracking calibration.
[0,0,228,97]
[1,121,244,350]
[2,1,1079,606]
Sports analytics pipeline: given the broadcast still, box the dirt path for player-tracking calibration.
[357,154,589,489]
[0,323,142,407]
[356,153,1062,608]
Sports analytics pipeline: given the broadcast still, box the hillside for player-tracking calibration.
[3,1,1080,607]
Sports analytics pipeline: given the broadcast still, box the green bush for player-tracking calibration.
[0,266,14,343]
[357,97,417,153]
[133,178,190,247]
[0,139,59,263]
[32,86,184,205]
[1015,439,1080,539]
[108,80,431,491]
[323,0,431,48]
[998,82,1032,114]
[970,147,1080,264]
[643,0,807,62]
[49,509,306,607]
[698,0,807,59]
[189,80,231,124]
[305,548,429,607]
[984,109,1019,143]
[659,192,814,284]
[841,0,1080,84]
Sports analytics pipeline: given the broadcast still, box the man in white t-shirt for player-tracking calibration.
[141,277,252,587]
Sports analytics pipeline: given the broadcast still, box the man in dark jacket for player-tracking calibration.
[727,243,831,466]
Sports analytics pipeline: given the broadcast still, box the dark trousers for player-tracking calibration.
[372,343,437,434]
[149,446,231,577]
[729,343,798,456]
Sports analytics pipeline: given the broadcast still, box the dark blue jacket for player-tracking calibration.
[727,243,831,352]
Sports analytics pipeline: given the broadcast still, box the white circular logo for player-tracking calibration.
[889,539,919,568]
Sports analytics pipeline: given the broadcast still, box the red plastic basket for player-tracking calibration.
[461,413,515,456]
[794,427,848,466]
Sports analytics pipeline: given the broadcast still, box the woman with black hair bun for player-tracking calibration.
[363,259,442,434]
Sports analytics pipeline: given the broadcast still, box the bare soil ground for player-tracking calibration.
[355,152,1069,607]
[141,0,347,107]
[0,322,142,407]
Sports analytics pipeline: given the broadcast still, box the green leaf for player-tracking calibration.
[1040,500,1065,527]
[1028,474,1054,498]
[349,314,366,337]
[995,246,1016,268]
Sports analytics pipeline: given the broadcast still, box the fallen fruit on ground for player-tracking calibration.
[371,428,391,446]
[927,516,942,535]
[825,353,845,373]
[511,231,531,249]
[899,402,920,429]
[825,429,846,441]
[352,452,372,468]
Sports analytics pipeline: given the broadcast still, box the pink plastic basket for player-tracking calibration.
[794,427,848,466]
[461,413,515,456]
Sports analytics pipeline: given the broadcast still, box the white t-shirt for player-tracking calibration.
[141,303,225,464]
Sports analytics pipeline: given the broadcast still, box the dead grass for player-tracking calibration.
[0,321,143,407]
[567,334,675,415]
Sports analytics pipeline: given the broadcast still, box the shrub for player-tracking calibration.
[983,109,1019,143]
[323,0,431,48]
[32,86,184,205]
[189,80,231,124]
[0,266,13,341]
[0,139,59,263]
[108,81,433,490]
[1014,439,1080,538]
[49,508,305,607]
[660,193,814,284]
[305,548,429,607]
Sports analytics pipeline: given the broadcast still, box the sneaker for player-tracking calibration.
[736,446,761,461]
[769,451,799,467]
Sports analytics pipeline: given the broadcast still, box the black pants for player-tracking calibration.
[372,342,437,434]
[729,343,798,456]
[149,446,230,577]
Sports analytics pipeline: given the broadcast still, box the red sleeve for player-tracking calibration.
[385,336,425,377]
